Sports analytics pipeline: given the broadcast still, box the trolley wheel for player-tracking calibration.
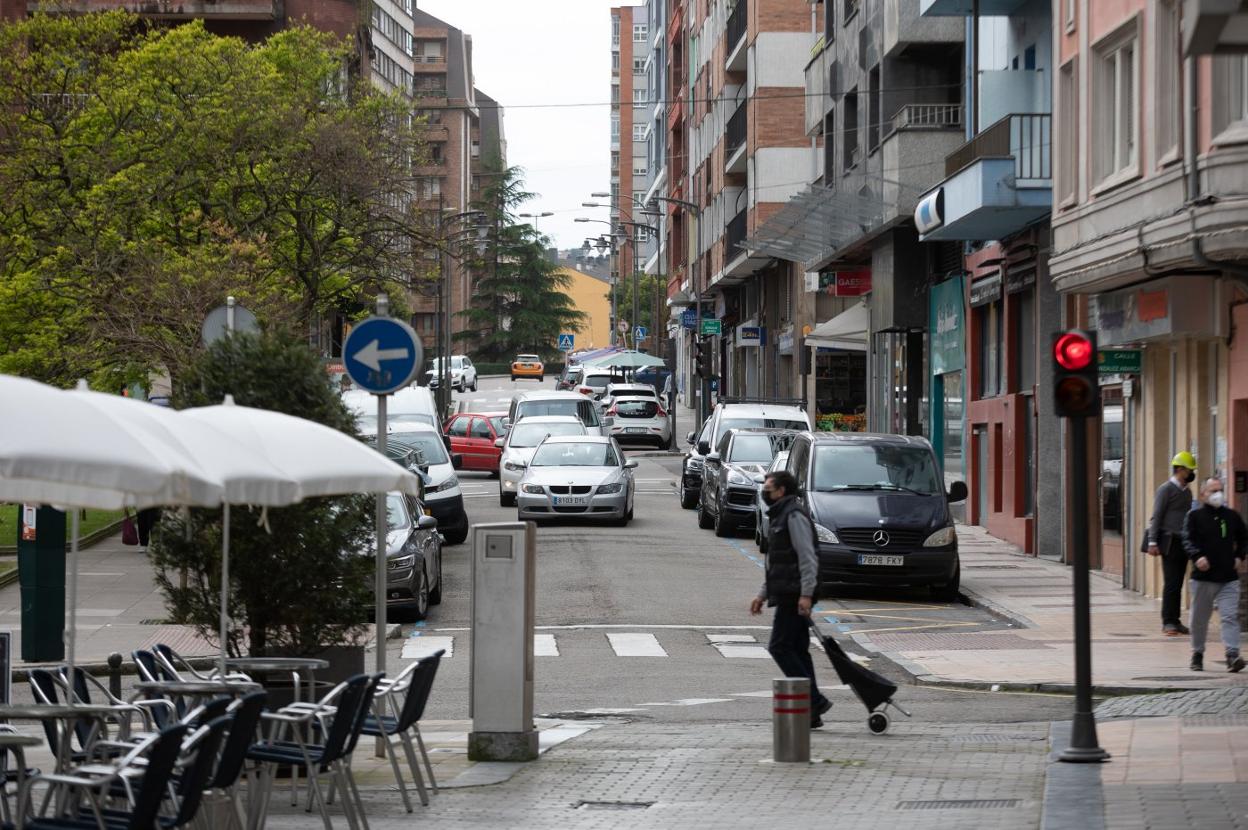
[867,712,890,734]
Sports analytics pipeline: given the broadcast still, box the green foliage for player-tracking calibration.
[611,271,665,349]
[149,331,374,657]
[0,13,429,386]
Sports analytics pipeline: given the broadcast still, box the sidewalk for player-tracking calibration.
[847,524,1247,693]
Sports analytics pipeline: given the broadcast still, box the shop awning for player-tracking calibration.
[806,302,868,351]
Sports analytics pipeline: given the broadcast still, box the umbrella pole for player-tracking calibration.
[220,503,230,679]
[66,509,79,700]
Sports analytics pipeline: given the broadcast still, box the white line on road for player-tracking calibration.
[606,632,668,657]
[401,636,454,660]
[434,624,771,632]
[534,634,559,657]
[637,698,733,707]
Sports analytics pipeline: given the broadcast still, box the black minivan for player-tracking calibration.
[784,432,968,600]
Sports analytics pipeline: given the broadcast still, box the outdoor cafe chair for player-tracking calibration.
[152,644,251,686]
[0,725,39,826]
[359,650,444,811]
[200,692,266,830]
[66,668,175,737]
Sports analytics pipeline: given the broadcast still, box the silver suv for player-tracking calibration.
[679,398,810,510]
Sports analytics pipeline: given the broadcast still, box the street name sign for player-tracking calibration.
[343,316,423,395]
[1097,349,1141,374]
[699,318,722,336]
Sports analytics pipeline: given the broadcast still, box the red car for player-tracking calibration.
[444,411,508,475]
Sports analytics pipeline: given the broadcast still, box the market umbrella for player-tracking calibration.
[582,350,667,369]
[0,375,225,690]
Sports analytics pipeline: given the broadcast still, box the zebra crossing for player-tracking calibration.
[398,628,827,661]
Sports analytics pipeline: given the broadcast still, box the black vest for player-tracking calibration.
[765,496,814,603]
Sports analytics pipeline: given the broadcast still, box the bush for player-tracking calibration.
[150,331,374,657]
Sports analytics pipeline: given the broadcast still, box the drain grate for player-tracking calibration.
[1106,632,1146,637]
[898,799,1021,810]
[573,801,654,811]
[138,619,169,626]
[952,734,1043,744]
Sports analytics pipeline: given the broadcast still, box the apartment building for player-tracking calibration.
[1048,0,1248,593]
[15,0,363,41]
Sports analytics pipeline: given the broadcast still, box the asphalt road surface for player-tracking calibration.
[396,375,1072,727]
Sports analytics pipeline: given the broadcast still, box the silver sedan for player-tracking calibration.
[516,435,637,525]
[496,415,586,507]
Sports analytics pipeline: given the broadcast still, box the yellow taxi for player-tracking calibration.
[510,354,545,381]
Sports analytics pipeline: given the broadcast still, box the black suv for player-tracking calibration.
[785,432,968,600]
[698,428,798,537]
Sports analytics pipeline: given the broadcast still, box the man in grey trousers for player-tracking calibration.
[1183,477,1248,672]
[1148,451,1198,636]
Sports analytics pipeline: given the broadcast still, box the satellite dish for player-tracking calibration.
[202,302,259,345]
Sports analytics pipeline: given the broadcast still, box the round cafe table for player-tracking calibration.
[224,657,329,705]
[0,733,43,826]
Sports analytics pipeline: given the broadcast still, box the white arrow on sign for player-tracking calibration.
[353,339,410,372]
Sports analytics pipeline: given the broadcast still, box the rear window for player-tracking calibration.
[718,417,807,443]
[616,400,658,418]
[584,375,613,389]
[612,387,655,398]
[729,434,789,463]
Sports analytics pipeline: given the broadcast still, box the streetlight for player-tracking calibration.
[435,206,489,416]
[518,211,553,234]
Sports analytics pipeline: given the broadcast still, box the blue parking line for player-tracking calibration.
[723,537,764,570]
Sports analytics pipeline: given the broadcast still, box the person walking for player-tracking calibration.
[749,470,832,729]
[1183,477,1248,672]
[1147,451,1198,636]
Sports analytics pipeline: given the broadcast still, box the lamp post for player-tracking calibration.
[436,206,489,417]
[518,211,553,235]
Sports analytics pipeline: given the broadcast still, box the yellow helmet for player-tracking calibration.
[1170,451,1197,470]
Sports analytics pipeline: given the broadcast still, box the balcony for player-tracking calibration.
[883,0,962,59]
[917,113,1052,242]
[891,102,962,132]
[919,0,1030,14]
[725,103,747,173]
[1183,0,1248,54]
[726,0,748,72]
[31,0,278,17]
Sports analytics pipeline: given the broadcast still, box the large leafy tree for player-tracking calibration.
[0,13,428,387]
[455,161,585,361]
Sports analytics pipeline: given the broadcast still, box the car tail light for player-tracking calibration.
[656,406,667,418]
[577,386,594,396]
[606,406,618,416]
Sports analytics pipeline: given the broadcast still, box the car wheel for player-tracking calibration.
[680,485,698,510]
[428,550,443,605]
[540,374,545,382]
[697,500,713,530]
[500,490,516,507]
[932,561,961,603]
[470,379,478,391]
[411,569,430,621]
[625,498,634,521]
[510,375,517,381]
[444,522,468,546]
[714,505,734,537]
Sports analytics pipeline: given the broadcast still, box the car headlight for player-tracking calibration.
[727,469,752,486]
[389,555,415,571]
[427,475,459,494]
[814,523,840,544]
[923,526,957,547]
[521,484,545,495]
[597,482,623,494]
[504,461,527,472]
[686,458,704,472]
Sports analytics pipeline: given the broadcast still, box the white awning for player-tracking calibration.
[806,302,868,351]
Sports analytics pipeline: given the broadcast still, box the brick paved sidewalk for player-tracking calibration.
[848,524,1248,692]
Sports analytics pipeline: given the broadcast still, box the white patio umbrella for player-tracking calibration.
[582,350,667,369]
[0,375,226,690]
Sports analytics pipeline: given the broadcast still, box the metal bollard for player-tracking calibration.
[773,677,811,763]
[107,652,123,700]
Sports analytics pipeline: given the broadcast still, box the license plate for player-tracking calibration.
[857,554,904,566]
[624,427,648,433]
[553,496,587,506]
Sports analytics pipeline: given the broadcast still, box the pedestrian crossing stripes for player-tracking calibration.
[606,632,668,657]
[396,631,830,661]
[400,635,454,660]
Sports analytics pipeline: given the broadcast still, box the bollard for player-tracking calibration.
[107,652,123,700]
[773,677,811,763]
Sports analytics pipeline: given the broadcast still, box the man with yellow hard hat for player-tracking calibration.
[1147,451,1198,636]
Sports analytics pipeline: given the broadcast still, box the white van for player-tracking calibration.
[343,387,439,433]
[508,391,610,436]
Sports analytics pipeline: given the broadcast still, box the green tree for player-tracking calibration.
[149,331,374,658]
[611,271,664,349]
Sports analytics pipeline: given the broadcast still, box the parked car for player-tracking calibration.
[345,386,440,432]
[753,450,791,551]
[379,424,469,545]
[511,354,545,382]
[785,432,967,600]
[507,390,611,436]
[633,365,672,393]
[680,398,810,510]
[363,437,429,499]
[496,415,586,506]
[515,435,637,525]
[699,428,798,537]
[607,395,672,449]
[368,492,443,620]
[577,369,626,401]
[444,411,507,475]
[602,382,658,408]
[426,355,477,392]
[556,363,583,391]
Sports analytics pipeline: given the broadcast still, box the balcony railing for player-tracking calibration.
[726,0,747,53]
[944,113,1051,180]
[725,102,747,157]
[725,209,747,260]
[891,103,962,132]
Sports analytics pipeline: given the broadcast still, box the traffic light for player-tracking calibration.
[1052,329,1100,418]
[694,338,713,378]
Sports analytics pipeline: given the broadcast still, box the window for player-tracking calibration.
[612,15,620,45]
[867,66,880,151]
[1092,26,1138,183]
[611,150,620,170]
[633,190,645,206]
[633,124,647,140]
[1213,55,1248,138]
[845,0,859,23]
[430,142,445,164]
[976,300,1004,399]
[470,418,492,439]
[1023,45,1036,70]
[843,88,859,170]
[633,88,648,106]
[471,140,480,158]
[1011,288,1036,392]
[634,24,648,42]
[418,177,441,199]
[633,162,647,176]
[1058,59,1077,203]
[611,116,620,139]
[634,57,645,74]
[612,52,620,72]
[1065,0,1076,33]
[1156,0,1180,159]
[447,417,469,438]
[417,108,442,125]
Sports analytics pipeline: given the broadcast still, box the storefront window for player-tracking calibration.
[976,301,1004,398]
[1013,289,1036,391]
[815,350,867,432]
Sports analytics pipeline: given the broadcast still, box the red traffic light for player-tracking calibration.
[1054,332,1094,371]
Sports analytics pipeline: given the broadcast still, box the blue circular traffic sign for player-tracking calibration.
[343,317,424,395]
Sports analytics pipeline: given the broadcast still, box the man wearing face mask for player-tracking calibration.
[1147,452,1198,636]
[1182,477,1248,671]
[749,470,832,728]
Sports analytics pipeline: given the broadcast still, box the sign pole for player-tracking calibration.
[373,294,390,757]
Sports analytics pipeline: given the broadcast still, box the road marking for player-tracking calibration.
[401,635,454,660]
[706,633,756,643]
[638,698,733,707]
[534,634,559,657]
[606,632,668,657]
[707,632,771,659]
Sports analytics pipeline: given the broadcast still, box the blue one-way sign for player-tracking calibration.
[343,316,423,395]
[558,333,575,352]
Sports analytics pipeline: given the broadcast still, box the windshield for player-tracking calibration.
[389,432,449,465]
[509,422,585,447]
[359,413,435,432]
[531,442,620,467]
[584,375,614,389]
[729,434,789,463]
[518,400,579,419]
[386,494,411,531]
[812,445,943,495]
[488,416,507,435]
[718,418,807,443]
[616,400,658,418]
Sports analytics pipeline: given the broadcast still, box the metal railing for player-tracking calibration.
[726,102,747,157]
[944,113,1051,180]
[725,209,747,259]
[726,0,747,53]
[891,103,963,132]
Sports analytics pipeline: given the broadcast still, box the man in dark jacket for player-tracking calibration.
[1183,477,1248,672]
[1148,451,1198,636]
[749,470,832,728]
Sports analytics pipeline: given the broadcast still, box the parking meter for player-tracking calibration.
[468,522,538,761]
[16,504,66,663]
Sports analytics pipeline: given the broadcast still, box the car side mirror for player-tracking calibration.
[752,474,766,485]
[686,431,696,445]
[604,416,614,427]
[947,481,968,503]
[705,451,721,465]
[697,441,711,456]
[451,453,464,470]
[416,514,438,530]
[624,459,639,469]
[494,438,505,448]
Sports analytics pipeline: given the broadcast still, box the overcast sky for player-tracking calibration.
[417,0,635,252]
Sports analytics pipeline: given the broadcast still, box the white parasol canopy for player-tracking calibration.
[582,350,667,369]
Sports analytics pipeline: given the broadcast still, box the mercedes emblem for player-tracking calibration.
[872,530,890,547]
